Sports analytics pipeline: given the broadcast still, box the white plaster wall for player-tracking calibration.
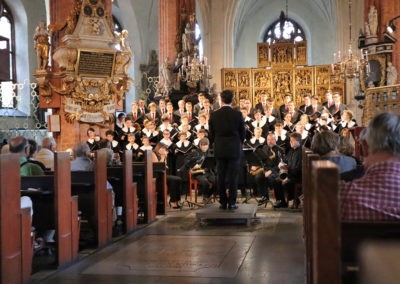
[234,0,336,67]
[113,0,158,111]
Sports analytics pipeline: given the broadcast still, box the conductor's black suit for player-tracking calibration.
[209,105,245,209]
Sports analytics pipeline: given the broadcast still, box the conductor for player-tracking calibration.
[209,89,246,210]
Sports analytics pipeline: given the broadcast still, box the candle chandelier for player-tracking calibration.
[179,54,211,89]
[332,0,369,79]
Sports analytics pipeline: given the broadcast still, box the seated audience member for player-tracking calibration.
[273,132,302,208]
[70,142,93,171]
[9,136,41,217]
[35,136,56,171]
[340,112,400,221]
[27,139,47,171]
[1,143,9,154]
[152,143,182,209]
[311,130,356,173]
[10,136,45,176]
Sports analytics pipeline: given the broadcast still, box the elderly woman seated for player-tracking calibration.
[311,130,357,173]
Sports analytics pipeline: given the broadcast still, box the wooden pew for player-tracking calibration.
[106,151,138,233]
[71,149,113,247]
[0,154,32,284]
[307,160,400,284]
[107,150,167,224]
[20,152,79,268]
[133,151,167,219]
[302,148,319,284]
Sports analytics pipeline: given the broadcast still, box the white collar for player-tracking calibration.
[250,137,265,144]
[126,143,139,150]
[160,138,173,146]
[176,140,191,147]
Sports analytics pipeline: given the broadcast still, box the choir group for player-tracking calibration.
[85,90,357,208]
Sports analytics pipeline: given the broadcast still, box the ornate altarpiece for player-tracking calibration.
[222,40,345,107]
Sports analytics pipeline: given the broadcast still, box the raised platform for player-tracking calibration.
[196,204,258,226]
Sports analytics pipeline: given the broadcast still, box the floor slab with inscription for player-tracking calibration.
[196,203,258,225]
[34,205,305,284]
[82,235,253,278]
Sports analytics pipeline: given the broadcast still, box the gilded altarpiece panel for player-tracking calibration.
[257,43,270,68]
[272,69,294,106]
[294,67,314,101]
[222,65,345,107]
[295,42,307,66]
[314,66,331,99]
[271,42,294,68]
[252,69,272,105]
[222,69,238,89]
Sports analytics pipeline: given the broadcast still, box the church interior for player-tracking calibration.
[1,0,400,283]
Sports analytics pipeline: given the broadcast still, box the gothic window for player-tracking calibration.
[195,23,203,58]
[263,16,305,44]
[0,0,15,108]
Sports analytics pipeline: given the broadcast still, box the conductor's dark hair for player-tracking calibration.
[220,89,234,104]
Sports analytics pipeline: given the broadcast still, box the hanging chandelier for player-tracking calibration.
[331,0,369,79]
[179,54,211,89]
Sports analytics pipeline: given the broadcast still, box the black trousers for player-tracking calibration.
[194,172,216,198]
[216,158,241,206]
[167,175,182,202]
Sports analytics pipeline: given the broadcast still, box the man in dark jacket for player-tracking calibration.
[209,90,245,210]
[273,132,302,208]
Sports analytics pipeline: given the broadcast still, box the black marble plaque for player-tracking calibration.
[77,50,115,77]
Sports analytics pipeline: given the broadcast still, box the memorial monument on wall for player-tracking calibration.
[33,0,131,149]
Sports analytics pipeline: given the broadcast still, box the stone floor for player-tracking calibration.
[31,200,305,284]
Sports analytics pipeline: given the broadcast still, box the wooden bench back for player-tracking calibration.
[0,153,32,284]
[306,157,400,284]
[70,149,112,247]
[20,152,79,268]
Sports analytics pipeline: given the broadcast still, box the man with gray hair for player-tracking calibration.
[35,136,56,171]
[340,112,400,221]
